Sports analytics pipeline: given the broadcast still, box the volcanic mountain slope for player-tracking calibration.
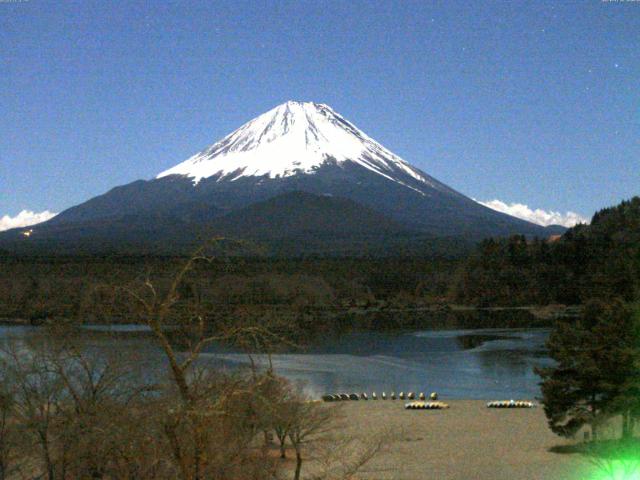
[0,192,427,256]
[1,101,563,255]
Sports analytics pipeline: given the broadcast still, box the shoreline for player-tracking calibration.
[0,303,579,327]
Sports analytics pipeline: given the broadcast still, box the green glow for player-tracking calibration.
[590,460,640,480]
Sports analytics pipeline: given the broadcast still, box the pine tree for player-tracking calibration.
[536,318,604,438]
[536,299,640,440]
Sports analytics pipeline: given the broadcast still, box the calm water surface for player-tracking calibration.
[0,325,551,400]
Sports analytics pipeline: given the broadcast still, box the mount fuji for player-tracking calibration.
[157,101,451,195]
[0,101,563,255]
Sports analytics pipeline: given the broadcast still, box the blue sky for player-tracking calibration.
[1,0,638,227]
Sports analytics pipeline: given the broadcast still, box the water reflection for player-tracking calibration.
[201,328,552,399]
[0,325,551,400]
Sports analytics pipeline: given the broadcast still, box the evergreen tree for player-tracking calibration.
[604,302,640,438]
[537,299,640,439]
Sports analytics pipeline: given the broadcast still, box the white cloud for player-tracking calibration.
[476,199,588,227]
[0,210,58,232]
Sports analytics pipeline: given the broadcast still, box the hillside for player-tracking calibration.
[453,196,640,306]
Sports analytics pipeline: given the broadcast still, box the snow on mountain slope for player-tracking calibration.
[157,101,449,195]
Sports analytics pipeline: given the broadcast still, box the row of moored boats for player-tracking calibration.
[486,400,536,408]
[321,393,536,409]
[322,391,439,402]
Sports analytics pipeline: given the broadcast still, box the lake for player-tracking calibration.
[0,325,551,400]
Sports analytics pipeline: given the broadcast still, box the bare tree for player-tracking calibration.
[282,396,395,480]
[0,336,64,480]
[117,242,288,480]
[309,430,394,480]
[287,400,336,480]
[0,377,21,480]
[0,325,166,479]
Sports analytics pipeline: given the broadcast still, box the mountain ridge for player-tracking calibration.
[0,101,565,255]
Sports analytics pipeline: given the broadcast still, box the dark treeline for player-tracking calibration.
[0,254,458,326]
[453,197,640,306]
[2,197,638,327]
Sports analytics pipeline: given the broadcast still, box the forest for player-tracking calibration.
[1,197,638,330]
[453,196,640,306]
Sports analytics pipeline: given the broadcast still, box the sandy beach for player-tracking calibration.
[325,400,594,480]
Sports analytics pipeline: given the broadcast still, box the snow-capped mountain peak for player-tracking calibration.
[157,101,444,194]
[3,102,556,253]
